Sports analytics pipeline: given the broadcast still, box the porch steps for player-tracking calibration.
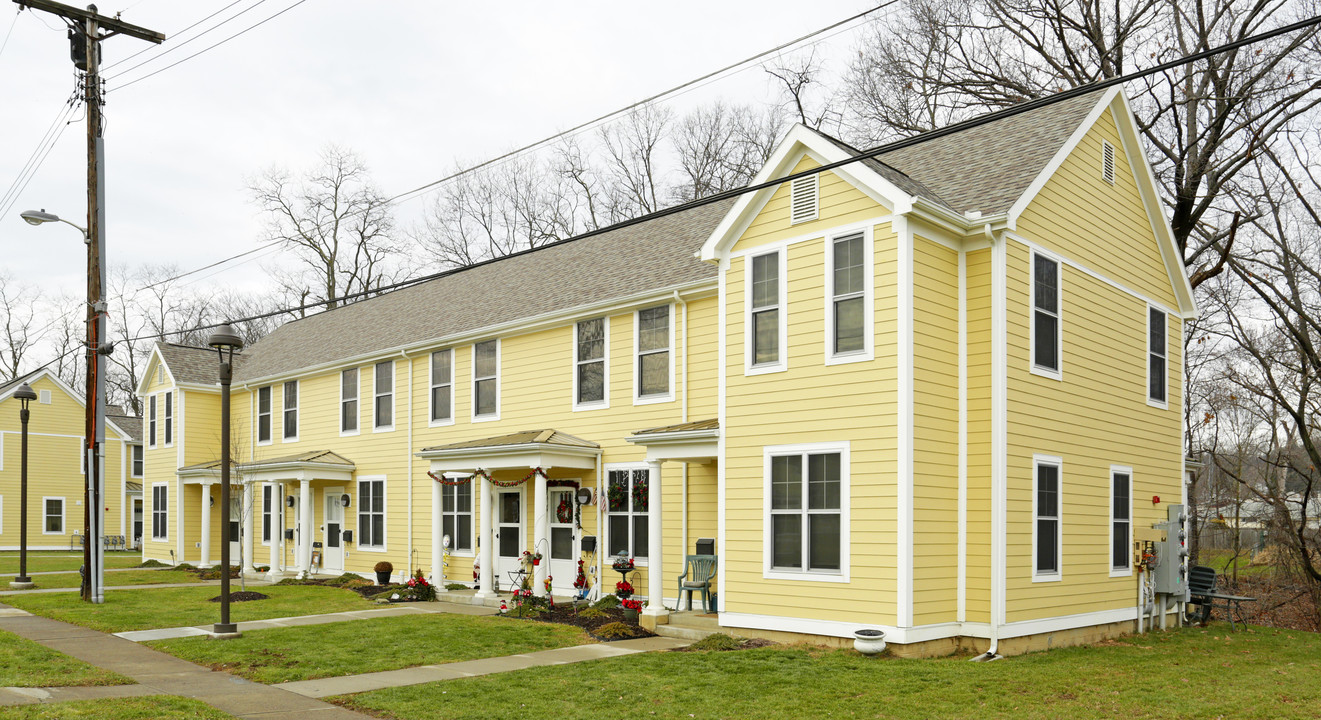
[655,612,724,642]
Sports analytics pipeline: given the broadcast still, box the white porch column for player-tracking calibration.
[533,468,549,597]
[242,482,255,572]
[475,472,495,599]
[299,479,313,577]
[268,484,280,577]
[198,483,212,567]
[431,478,443,587]
[643,460,667,621]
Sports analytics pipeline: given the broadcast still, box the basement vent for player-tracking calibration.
[39,390,51,404]
[1102,140,1116,185]
[790,174,818,224]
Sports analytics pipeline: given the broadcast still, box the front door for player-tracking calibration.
[494,489,524,591]
[547,486,578,593]
[323,488,344,572]
[228,493,241,564]
[132,499,143,549]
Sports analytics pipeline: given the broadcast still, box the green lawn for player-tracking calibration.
[338,625,1321,720]
[0,629,131,687]
[0,552,143,575]
[0,696,231,719]
[1199,548,1277,579]
[1,585,372,633]
[20,569,202,589]
[147,613,591,684]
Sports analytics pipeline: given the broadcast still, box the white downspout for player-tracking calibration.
[974,223,1004,662]
[402,350,413,576]
[594,452,604,602]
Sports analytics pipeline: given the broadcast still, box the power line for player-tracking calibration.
[108,0,308,92]
[101,0,250,72]
[0,8,19,63]
[0,93,79,221]
[132,2,898,289]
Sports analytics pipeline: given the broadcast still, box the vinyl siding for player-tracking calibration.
[964,248,993,625]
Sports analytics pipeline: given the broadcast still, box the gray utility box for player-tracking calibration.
[1152,503,1189,601]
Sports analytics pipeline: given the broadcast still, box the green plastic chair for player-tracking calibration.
[676,554,717,612]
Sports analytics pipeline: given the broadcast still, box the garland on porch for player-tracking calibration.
[426,467,550,487]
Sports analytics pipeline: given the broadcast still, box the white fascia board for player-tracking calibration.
[699,124,911,262]
[625,429,720,445]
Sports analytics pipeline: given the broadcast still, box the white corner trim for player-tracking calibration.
[897,215,913,628]
[957,249,968,623]
[716,255,728,615]
[991,231,1008,628]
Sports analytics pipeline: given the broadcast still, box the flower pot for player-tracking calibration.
[376,571,392,585]
[533,559,540,566]
[853,629,886,655]
[623,608,639,623]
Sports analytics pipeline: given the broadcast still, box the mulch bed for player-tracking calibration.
[673,637,776,652]
[208,591,269,602]
[499,601,657,641]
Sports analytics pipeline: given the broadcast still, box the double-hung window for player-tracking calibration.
[1148,307,1167,405]
[636,306,670,399]
[606,468,648,561]
[257,386,272,443]
[341,369,359,434]
[43,497,64,534]
[575,318,606,407]
[1032,253,1061,376]
[1111,467,1131,574]
[374,361,393,430]
[430,349,453,423]
[283,381,298,440]
[1034,456,1062,579]
[440,482,473,553]
[148,396,157,448]
[830,232,868,357]
[767,445,845,576]
[131,445,143,478]
[358,477,385,548]
[152,485,168,540]
[749,251,782,368]
[163,391,173,445]
[473,340,499,419]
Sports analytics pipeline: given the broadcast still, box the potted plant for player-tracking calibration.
[521,550,543,567]
[374,561,393,585]
[621,598,642,623]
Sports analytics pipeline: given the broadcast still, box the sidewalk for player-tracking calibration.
[115,601,491,641]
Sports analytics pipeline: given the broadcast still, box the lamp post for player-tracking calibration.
[9,383,37,590]
[208,323,243,638]
[19,207,105,604]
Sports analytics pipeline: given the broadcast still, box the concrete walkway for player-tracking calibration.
[115,601,493,642]
[0,580,227,596]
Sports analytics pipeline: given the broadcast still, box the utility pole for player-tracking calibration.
[14,0,163,603]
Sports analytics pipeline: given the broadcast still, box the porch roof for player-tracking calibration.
[177,450,356,484]
[417,429,600,472]
[626,418,719,463]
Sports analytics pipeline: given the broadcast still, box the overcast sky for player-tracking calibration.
[0,1,871,301]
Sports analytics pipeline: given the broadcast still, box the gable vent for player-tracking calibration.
[790,174,819,224]
[1102,140,1116,185]
[39,389,51,404]
[157,366,164,384]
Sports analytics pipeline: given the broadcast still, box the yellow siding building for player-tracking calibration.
[145,87,1195,656]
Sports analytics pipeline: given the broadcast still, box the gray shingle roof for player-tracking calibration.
[421,429,599,453]
[108,413,142,443]
[632,418,719,435]
[156,343,244,386]
[234,199,733,382]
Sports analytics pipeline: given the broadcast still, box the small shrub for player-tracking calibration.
[445,583,468,591]
[592,595,620,609]
[137,559,169,568]
[374,560,393,573]
[175,563,195,570]
[594,622,641,640]
[689,633,742,651]
[578,607,609,620]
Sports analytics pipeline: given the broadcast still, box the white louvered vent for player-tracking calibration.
[1102,140,1116,185]
[157,366,164,384]
[39,389,51,404]
[790,174,818,224]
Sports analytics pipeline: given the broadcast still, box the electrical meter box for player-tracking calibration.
[1152,503,1189,601]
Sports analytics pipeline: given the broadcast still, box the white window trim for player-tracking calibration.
[1110,464,1133,577]
[1146,304,1169,409]
[1029,250,1063,381]
[147,395,157,449]
[256,386,273,446]
[162,391,174,448]
[151,483,168,541]
[429,349,455,427]
[373,360,396,433]
[261,484,273,547]
[603,463,650,567]
[471,339,502,422]
[633,304,675,405]
[825,227,875,365]
[356,475,387,552]
[744,247,788,375]
[340,368,361,437]
[42,496,65,535]
[130,444,143,478]
[761,441,851,583]
[0,496,3,534]
[282,381,299,442]
[439,482,476,557]
[573,317,611,411]
[1032,454,1063,583]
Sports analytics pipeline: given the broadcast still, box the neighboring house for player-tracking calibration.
[0,368,137,550]
[142,86,1194,656]
[107,407,145,548]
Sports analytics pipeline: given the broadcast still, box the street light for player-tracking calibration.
[19,209,89,242]
[208,322,243,638]
[9,383,37,590]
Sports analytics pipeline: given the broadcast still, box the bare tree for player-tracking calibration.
[45,291,85,392]
[841,0,1321,287]
[671,102,784,203]
[0,272,46,381]
[250,146,401,310]
[765,48,837,130]
[598,105,674,221]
